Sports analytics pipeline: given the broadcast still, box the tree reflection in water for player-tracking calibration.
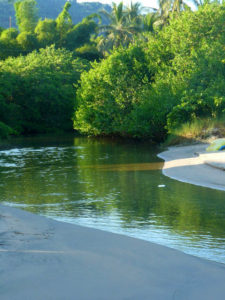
[0,136,224,263]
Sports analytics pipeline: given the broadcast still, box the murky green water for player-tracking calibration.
[0,135,225,263]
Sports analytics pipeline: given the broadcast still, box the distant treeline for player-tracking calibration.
[0,0,111,28]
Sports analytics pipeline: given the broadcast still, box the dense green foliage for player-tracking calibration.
[0,1,102,139]
[159,3,225,131]
[0,46,89,135]
[74,40,177,140]
[74,2,225,140]
[74,44,158,138]
[0,1,224,141]
[0,1,101,60]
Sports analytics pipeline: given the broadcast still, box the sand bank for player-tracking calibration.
[158,143,225,191]
[0,204,225,300]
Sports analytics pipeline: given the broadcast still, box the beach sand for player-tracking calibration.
[1,143,225,299]
[158,143,225,191]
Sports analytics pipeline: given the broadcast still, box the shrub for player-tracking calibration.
[0,46,89,134]
[74,44,161,139]
[0,122,13,139]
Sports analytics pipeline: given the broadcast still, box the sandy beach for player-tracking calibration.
[1,143,225,299]
[158,143,225,191]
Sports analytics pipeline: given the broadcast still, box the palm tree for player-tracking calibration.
[154,0,172,28]
[155,0,192,28]
[125,2,142,25]
[141,12,159,33]
[191,0,207,7]
[97,2,142,53]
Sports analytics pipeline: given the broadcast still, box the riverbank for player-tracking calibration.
[0,204,225,300]
[158,143,225,191]
[1,141,225,299]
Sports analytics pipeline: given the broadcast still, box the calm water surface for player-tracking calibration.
[0,135,225,263]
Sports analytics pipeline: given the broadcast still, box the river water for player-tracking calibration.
[0,135,225,263]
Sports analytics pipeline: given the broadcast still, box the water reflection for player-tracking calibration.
[83,162,164,171]
[0,136,225,263]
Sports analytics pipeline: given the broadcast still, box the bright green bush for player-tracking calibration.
[166,39,225,131]
[0,28,21,59]
[16,31,38,51]
[0,28,19,40]
[0,46,89,134]
[74,44,164,139]
[35,18,58,47]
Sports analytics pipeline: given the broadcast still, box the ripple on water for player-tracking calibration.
[0,139,225,264]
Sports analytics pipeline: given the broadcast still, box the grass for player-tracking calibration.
[164,117,225,146]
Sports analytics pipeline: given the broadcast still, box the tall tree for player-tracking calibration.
[14,0,38,32]
[56,1,72,46]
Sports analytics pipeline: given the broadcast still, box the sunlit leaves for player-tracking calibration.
[0,46,89,134]
[14,0,38,32]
